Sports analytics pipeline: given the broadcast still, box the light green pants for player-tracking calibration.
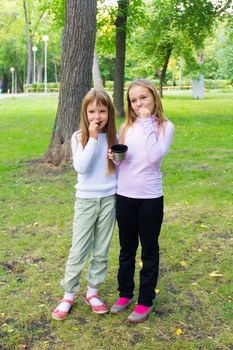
[60,195,116,293]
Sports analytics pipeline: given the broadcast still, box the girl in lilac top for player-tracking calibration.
[109,79,174,322]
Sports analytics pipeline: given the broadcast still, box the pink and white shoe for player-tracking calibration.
[52,298,74,321]
[127,304,153,323]
[110,297,133,314]
[85,295,108,314]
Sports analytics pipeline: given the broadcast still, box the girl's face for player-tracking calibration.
[128,85,155,117]
[87,100,108,132]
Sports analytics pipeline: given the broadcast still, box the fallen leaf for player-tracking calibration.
[209,271,223,278]
[7,328,15,333]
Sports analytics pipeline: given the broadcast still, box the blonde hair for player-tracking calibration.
[120,79,167,143]
[80,89,116,174]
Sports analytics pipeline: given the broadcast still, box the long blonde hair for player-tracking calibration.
[120,79,167,143]
[80,89,116,174]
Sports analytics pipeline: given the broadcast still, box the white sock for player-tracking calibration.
[86,286,103,306]
[58,292,75,312]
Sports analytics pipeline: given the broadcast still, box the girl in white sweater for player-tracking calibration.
[52,89,117,320]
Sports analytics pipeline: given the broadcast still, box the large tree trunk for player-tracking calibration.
[158,45,172,98]
[113,0,130,118]
[44,0,96,166]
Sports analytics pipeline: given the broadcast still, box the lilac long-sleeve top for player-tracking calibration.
[117,116,175,199]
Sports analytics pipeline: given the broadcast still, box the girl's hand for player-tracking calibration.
[89,120,99,139]
[138,107,151,118]
[108,149,114,160]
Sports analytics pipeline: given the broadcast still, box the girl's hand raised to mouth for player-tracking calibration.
[138,107,151,118]
[89,120,99,139]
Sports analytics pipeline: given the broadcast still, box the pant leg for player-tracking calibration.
[137,196,164,306]
[60,198,98,293]
[87,195,116,288]
[116,195,139,299]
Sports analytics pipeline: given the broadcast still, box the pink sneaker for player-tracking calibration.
[110,297,133,314]
[128,304,153,323]
[85,295,108,314]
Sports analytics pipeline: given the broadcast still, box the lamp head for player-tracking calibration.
[42,35,49,42]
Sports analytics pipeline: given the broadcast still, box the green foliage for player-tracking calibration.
[96,0,146,83]
[0,2,27,77]
[125,0,233,83]
[202,21,233,80]
[38,0,65,27]
[204,79,233,90]
[0,0,63,90]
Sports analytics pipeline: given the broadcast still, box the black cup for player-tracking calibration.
[111,144,128,161]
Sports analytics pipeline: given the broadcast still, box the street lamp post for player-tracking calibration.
[178,61,182,91]
[32,46,38,84]
[10,67,15,94]
[42,35,49,93]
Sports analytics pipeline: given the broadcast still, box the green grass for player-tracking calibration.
[0,92,233,350]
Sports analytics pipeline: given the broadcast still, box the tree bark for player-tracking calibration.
[113,0,130,118]
[23,0,32,84]
[26,38,33,84]
[158,45,172,98]
[37,60,42,83]
[44,0,96,166]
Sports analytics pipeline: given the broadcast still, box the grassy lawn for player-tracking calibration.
[0,92,233,350]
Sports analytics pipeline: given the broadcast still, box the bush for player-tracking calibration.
[204,79,232,90]
[24,82,60,93]
[104,81,114,90]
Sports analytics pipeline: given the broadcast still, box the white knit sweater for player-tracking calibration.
[71,131,117,198]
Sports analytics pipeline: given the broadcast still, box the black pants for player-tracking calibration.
[116,194,164,306]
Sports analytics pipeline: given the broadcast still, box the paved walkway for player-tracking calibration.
[0,93,58,99]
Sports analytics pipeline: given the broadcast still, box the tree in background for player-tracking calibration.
[99,0,144,117]
[125,0,233,96]
[44,0,97,166]
[113,0,130,118]
[0,1,27,92]
[96,1,116,85]
[23,0,46,84]
[0,0,63,92]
